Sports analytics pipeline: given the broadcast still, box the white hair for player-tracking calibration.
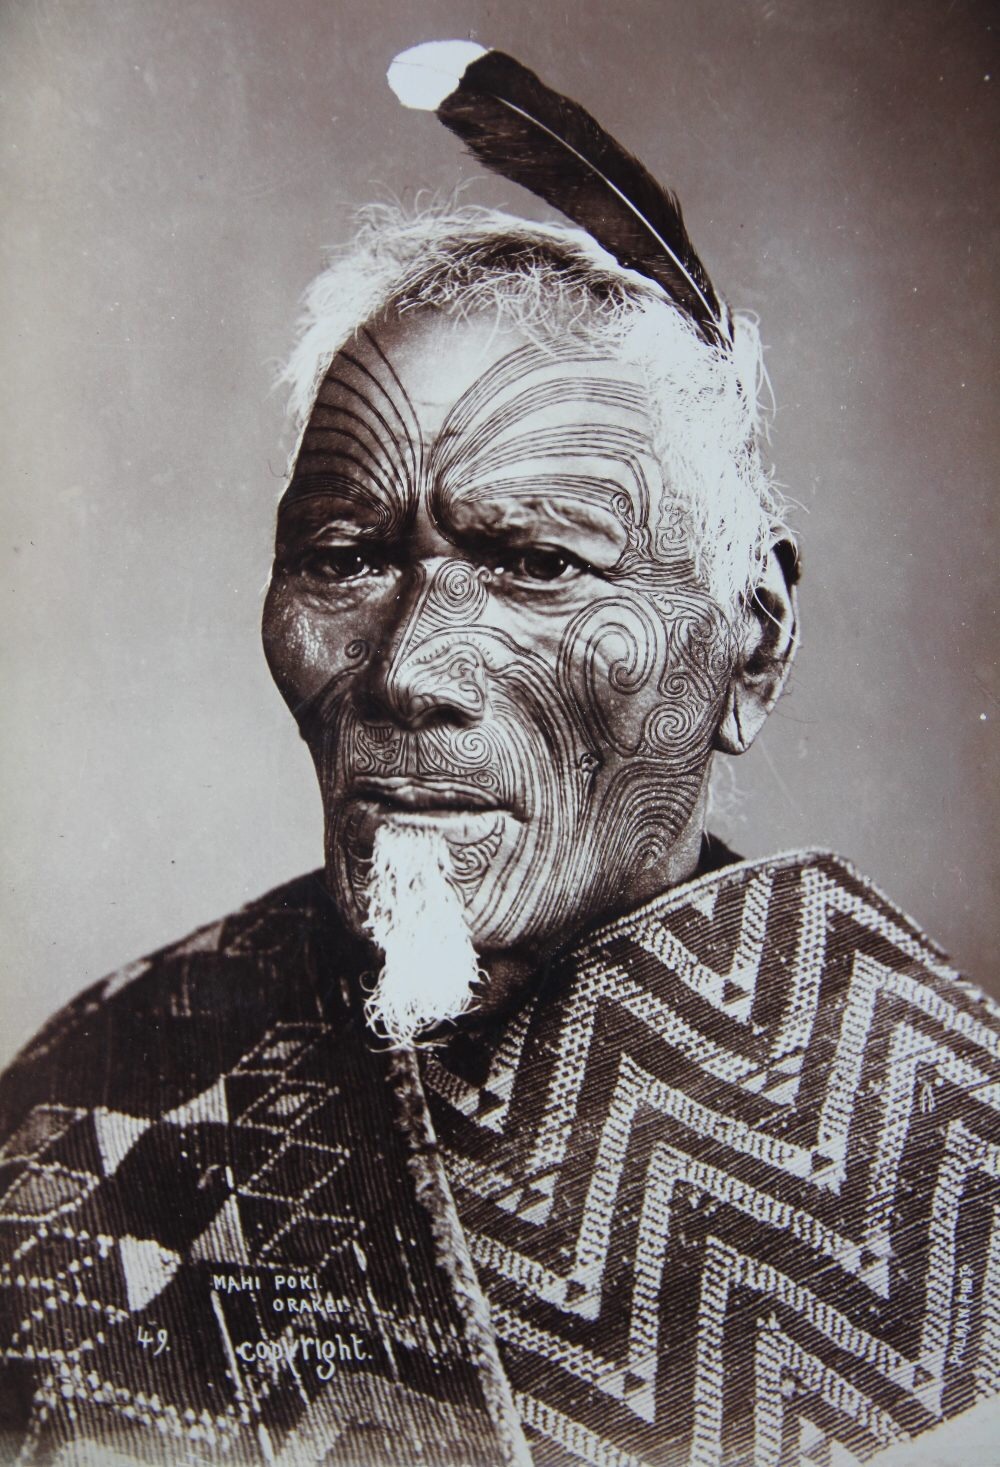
[278,202,793,613]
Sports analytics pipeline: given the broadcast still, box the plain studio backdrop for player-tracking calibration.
[1,0,996,1068]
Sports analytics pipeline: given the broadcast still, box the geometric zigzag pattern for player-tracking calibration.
[0,853,997,1465]
[425,851,1000,1466]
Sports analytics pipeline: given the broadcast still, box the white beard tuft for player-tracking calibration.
[362,823,482,1047]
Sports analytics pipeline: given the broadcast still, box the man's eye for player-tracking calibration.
[296,547,388,583]
[494,548,587,584]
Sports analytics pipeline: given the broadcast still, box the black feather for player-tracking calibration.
[435,49,728,347]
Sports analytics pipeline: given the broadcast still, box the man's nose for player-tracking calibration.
[362,559,489,728]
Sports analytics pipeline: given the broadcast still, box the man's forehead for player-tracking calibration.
[321,307,654,438]
[288,307,668,555]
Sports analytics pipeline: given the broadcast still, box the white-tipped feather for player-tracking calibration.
[387,41,486,111]
[388,41,727,345]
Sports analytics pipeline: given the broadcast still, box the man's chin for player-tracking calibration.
[332,802,525,930]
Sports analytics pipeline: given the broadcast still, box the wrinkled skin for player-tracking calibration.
[262,309,740,962]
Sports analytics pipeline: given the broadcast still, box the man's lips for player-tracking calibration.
[349,777,507,813]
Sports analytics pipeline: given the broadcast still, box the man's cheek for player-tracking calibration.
[262,586,369,718]
[558,598,669,757]
[558,593,732,768]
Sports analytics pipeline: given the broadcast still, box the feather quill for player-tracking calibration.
[387,41,729,347]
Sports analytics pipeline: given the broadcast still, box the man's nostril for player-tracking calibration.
[363,632,488,729]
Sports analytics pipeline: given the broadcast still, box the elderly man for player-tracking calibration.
[1,42,997,1467]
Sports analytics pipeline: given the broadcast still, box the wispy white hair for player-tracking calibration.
[278,203,793,613]
[363,823,482,1047]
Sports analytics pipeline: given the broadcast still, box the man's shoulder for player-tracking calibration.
[603,845,979,971]
[577,846,998,1062]
[0,870,337,1129]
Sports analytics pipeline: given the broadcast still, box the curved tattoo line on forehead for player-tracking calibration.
[439,383,649,474]
[293,420,405,519]
[289,328,425,520]
[436,341,649,438]
[295,418,402,508]
[450,424,652,476]
[358,328,423,478]
[329,338,421,472]
[429,345,659,545]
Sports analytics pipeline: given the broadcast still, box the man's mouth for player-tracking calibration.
[349,777,505,814]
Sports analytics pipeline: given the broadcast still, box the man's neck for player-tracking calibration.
[470,799,717,1025]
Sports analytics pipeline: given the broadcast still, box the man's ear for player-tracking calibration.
[714,540,799,755]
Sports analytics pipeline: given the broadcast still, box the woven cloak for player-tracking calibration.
[1,852,998,1465]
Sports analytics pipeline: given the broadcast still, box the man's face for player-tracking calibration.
[263,308,735,956]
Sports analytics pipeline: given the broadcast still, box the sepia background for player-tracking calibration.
[2,0,997,1067]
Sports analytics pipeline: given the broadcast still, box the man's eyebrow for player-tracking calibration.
[440,481,631,563]
[275,482,407,537]
[434,426,658,545]
[280,460,396,514]
[453,479,625,520]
